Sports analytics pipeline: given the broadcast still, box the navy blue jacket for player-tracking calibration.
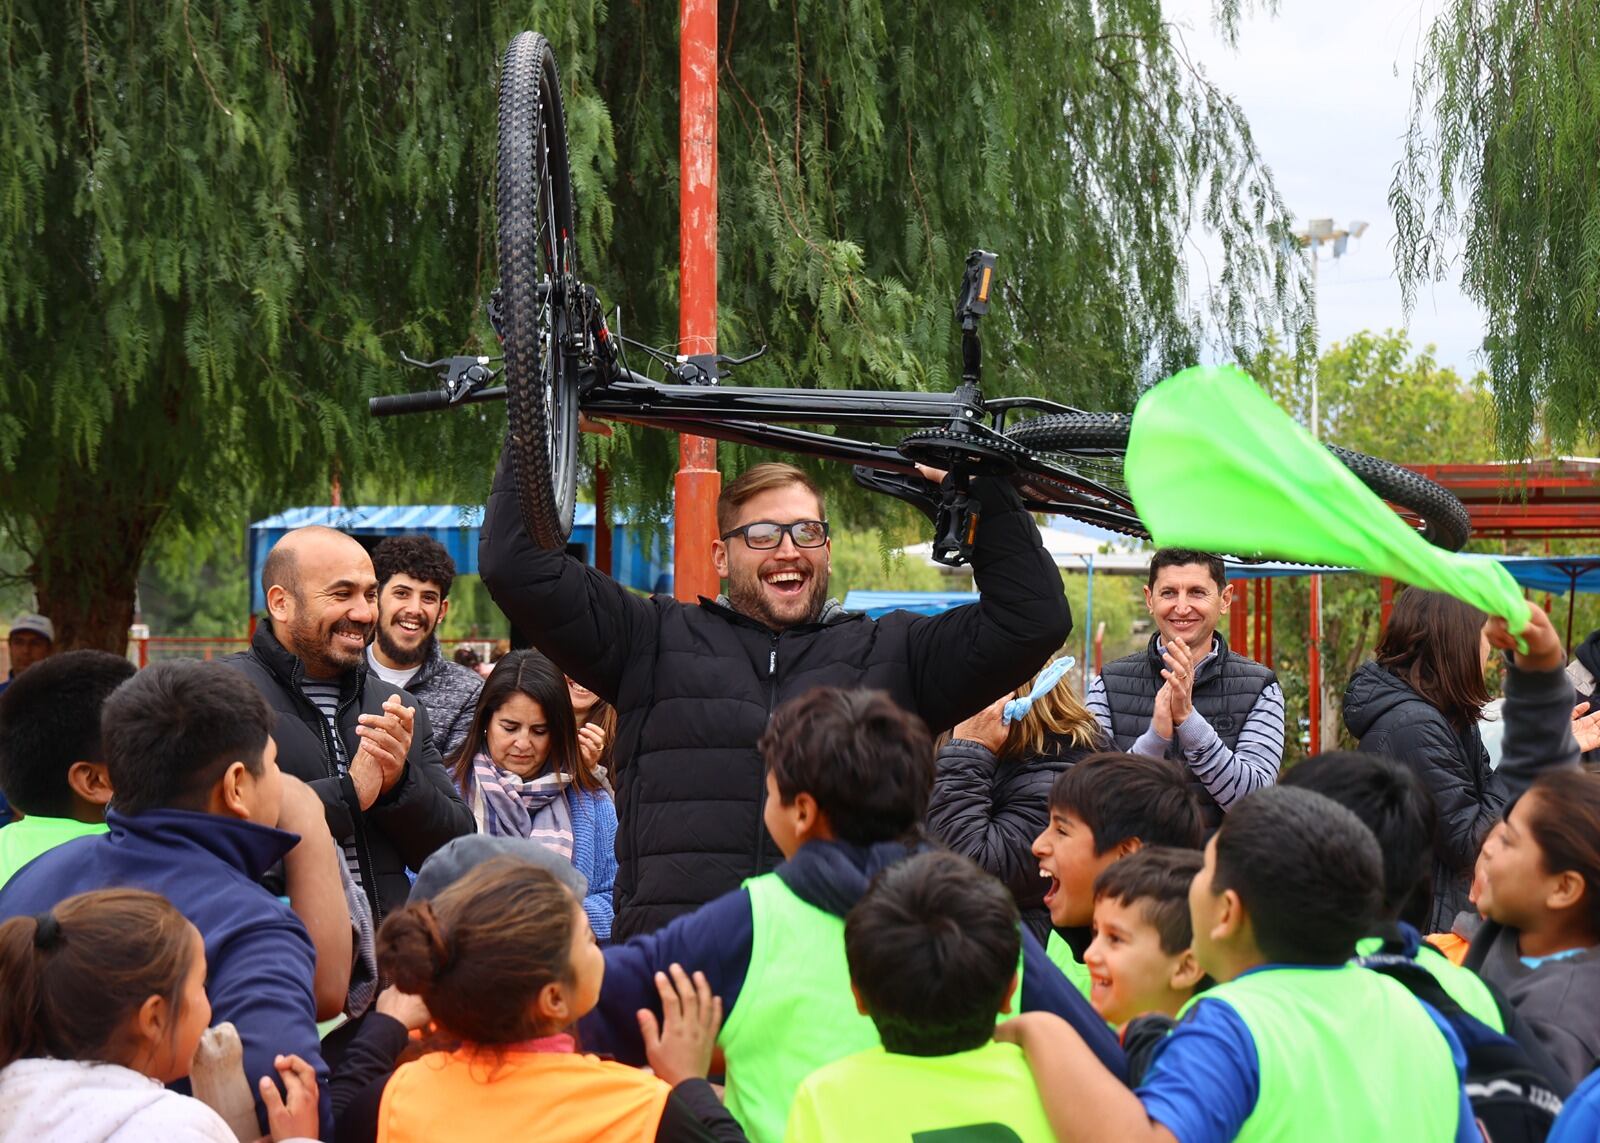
[580,838,1127,1082]
[0,809,331,1138]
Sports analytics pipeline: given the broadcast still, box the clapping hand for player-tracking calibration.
[636,964,723,1086]
[350,695,415,809]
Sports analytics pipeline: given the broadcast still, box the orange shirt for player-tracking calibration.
[1425,931,1471,967]
[377,1048,671,1143]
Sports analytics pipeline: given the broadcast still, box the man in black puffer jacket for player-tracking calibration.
[227,527,476,923]
[480,451,1071,939]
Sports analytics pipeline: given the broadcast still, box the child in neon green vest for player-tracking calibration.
[1001,786,1477,1142]
[784,850,1056,1142]
[0,651,130,888]
[1031,752,1203,998]
[1084,848,1206,1083]
[1282,750,1510,1032]
[579,688,1125,1143]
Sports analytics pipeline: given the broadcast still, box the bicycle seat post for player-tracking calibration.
[953,250,998,411]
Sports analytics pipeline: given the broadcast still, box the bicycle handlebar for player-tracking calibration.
[369,386,508,417]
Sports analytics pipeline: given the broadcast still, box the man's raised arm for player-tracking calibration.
[478,443,658,704]
[904,476,1072,730]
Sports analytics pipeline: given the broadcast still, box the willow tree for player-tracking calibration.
[1392,0,1600,457]
[0,0,1303,651]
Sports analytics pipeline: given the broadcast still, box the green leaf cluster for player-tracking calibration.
[0,0,1306,648]
[1393,0,1600,458]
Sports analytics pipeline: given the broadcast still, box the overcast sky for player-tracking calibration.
[1164,0,1484,376]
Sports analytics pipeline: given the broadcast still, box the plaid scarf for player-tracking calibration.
[472,750,575,860]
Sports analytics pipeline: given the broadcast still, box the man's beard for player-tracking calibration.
[726,564,830,630]
[376,623,435,669]
[286,614,371,677]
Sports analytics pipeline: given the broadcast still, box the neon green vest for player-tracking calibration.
[1181,966,1462,1142]
[0,816,107,889]
[783,1042,1056,1143]
[1354,935,1505,1032]
[1044,929,1093,999]
[718,873,882,1143]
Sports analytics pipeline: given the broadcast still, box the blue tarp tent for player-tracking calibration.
[248,504,669,610]
[842,590,980,617]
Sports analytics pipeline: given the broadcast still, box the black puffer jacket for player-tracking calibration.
[1343,659,1508,933]
[480,450,1072,939]
[926,734,1102,942]
[226,624,476,921]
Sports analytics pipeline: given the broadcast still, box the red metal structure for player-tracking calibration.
[673,0,722,602]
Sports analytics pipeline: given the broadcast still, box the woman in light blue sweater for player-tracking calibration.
[449,650,617,937]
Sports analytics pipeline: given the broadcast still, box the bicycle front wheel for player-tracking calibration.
[499,31,579,549]
[1005,412,1472,552]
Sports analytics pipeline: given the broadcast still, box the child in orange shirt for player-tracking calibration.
[375,856,745,1143]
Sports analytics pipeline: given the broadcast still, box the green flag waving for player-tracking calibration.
[1125,364,1529,633]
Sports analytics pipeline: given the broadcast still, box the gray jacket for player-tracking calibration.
[404,641,484,763]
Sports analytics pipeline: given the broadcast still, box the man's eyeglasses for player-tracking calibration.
[719,520,830,549]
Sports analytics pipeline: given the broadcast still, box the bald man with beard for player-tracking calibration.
[227,526,474,922]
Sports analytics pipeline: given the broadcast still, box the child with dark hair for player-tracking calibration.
[1472,769,1600,1082]
[1083,848,1205,1053]
[372,856,743,1142]
[580,686,1123,1143]
[0,660,341,1137]
[784,850,1054,1142]
[0,650,133,887]
[1031,752,1203,997]
[1000,786,1477,1143]
[1283,750,1508,1032]
[0,888,318,1141]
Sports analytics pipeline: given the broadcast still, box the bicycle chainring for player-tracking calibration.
[897,427,1029,473]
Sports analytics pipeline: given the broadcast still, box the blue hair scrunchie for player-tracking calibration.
[1001,657,1076,726]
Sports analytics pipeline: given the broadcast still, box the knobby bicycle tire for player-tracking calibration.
[1005,412,1473,553]
[499,32,579,549]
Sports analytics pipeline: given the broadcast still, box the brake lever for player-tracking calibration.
[716,345,768,368]
[399,352,502,404]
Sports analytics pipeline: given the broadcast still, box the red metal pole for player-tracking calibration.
[674,0,721,602]
[594,464,614,577]
[1379,576,1395,636]
[1229,578,1248,652]
[1253,579,1264,663]
[1265,578,1274,664]
[1309,574,1323,756]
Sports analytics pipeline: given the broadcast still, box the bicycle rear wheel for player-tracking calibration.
[1005,412,1472,552]
[499,31,579,549]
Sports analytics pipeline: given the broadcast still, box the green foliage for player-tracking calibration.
[1392,0,1600,457]
[0,0,1306,648]
[1248,330,1495,756]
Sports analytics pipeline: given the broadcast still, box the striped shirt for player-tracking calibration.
[300,679,363,888]
[1085,659,1285,812]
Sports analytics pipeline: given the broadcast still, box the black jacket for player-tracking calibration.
[480,450,1072,939]
[1343,659,1507,933]
[926,734,1101,942]
[226,623,476,920]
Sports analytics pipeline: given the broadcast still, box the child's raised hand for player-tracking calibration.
[636,963,723,1086]
[258,1053,319,1142]
[1485,600,1563,672]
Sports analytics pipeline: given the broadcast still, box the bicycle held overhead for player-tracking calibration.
[370,31,1470,567]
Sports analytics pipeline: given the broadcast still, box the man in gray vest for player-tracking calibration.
[1085,548,1284,828]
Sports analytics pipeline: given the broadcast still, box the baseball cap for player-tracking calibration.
[408,834,588,903]
[9,614,53,643]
